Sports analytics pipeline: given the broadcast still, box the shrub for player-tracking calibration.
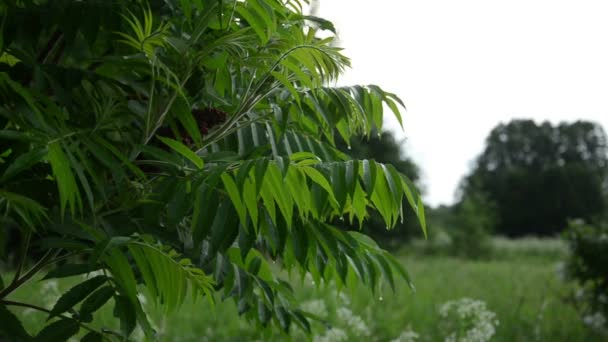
[563,220,608,334]
[447,196,494,259]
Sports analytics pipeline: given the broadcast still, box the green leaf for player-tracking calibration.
[361,159,377,195]
[0,304,31,340]
[235,3,268,44]
[0,147,47,183]
[242,178,259,231]
[34,319,79,342]
[158,136,204,170]
[81,331,104,342]
[276,306,291,332]
[113,295,136,338]
[302,166,337,206]
[49,275,107,318]
[301,15,337,33]
[192,183,221,244]
[221,173,247,226]
[47,141,81,216]
[43,264,99,280]
[79,286,115,322]
[103,249,138,301]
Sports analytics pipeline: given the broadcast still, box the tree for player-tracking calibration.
[461,119,608,237]
[335,130,423,248]
[0,0,425,339]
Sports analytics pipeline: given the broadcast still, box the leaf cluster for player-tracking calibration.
[0,0,425,339]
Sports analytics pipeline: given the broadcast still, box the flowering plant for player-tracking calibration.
[439,298,499,342]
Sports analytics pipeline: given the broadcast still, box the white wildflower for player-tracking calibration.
[314,328,348,342]
[301,299,328,318]
[336,307,370,337]
[583,312,607,331]
[574,288,586,301]
[439,298,499,342]
[40,280,60,306]
[554,262,567,281]
[391,329,420,342]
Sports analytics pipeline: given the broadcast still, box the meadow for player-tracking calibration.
[5,238,602,341]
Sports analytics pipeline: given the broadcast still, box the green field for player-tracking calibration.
[4,238,601,341]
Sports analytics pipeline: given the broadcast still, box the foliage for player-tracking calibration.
[0,0,426,339]
[335,130,423,248]
[563,220,608,334]
[447,194,494,259]
[461,119,608,236]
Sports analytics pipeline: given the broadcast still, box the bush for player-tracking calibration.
[447,196,494,259]
[563,220,608,334]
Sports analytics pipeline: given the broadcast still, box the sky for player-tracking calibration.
[315,0,608,207]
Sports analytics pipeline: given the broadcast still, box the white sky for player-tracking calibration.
[316,0,608,207]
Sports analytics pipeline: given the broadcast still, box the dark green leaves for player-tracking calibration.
[79,286,115,322]
[113,295,136,338]
[34,319,79,342]
[49,275,107,318]
[158,136,204,170]
[0,304,31,341]
[47,142,82,216]
[43,264,99,280]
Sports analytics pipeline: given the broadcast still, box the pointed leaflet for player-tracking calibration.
[49,275,107,318]
[382,164,404,226]
[242,178,259,231]
[79,286,115,322]
[192,183,220,243]
[113,295,136,338]
[221,173,247,226]
[158,136,204,169]
[400,174,427,238]
[43,264,100,280]
[34,319,79,342]
[92,136,145,179]
[370,163,395,228]
[47,141,81,216]
[81,332,104,342]
[361,159,377,195]
[235,2,268,44]
[302,166,338,206]
[271,71,300,105]
[265,163,293,228]
[0,304,31,340]
[0,147,46,183]
[173,96,202,147]
[103,249,138,301]
[285,167,311,218]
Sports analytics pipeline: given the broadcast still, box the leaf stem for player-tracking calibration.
[12,231,31,283]
[0,249,59,299]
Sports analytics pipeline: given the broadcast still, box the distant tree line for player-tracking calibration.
[460,119,608,237]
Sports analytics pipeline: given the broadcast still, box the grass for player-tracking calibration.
[3,238,603,341]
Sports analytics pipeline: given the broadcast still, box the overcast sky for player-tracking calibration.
[316,0,608,207]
